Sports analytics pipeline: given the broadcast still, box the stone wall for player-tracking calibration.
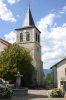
[16,27,43,85]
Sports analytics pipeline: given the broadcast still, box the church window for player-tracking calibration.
[20,33,23,42]
[36,33,40,43]
[26,32,30,41]
[36,33,37,41]
[38,35,40,43]
[65,68,66,75]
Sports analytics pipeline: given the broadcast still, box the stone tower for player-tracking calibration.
[15,7,43,85]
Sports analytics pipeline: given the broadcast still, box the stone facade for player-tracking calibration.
[51,58,66,91]
[15,7,43,86]
[16,27,43,85]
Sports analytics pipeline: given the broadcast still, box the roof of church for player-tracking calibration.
[22,7,35,27]
[0,39,12,46]
[16,7,41,33]
[15,26,41,33]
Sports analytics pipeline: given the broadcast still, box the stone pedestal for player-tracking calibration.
[12,88,28,96]
[13,72,28,96]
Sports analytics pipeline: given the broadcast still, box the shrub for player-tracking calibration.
[0,87,12,99]
[48,88,65,98]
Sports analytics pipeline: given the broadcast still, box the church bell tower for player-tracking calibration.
[15,7,43,85]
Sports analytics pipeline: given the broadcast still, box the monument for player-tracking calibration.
[12,72,28,96]
[15,72,23,89]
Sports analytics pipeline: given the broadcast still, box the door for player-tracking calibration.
[64,81,66,91]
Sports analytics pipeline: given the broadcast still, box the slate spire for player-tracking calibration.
[22,7,35,27]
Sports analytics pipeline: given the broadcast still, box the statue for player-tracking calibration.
[13,72,28,96]
[15,72,23,89]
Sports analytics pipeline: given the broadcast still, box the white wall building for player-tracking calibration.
[51,58,66,91]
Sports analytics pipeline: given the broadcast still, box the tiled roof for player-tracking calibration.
[0,39,12,46]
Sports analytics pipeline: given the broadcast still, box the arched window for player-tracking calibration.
[20,33,23,42]
[36,33,40,43]
[26,32,30,41]
[38,34,40,43]
[36,33,37,41]
[65,68,66,75]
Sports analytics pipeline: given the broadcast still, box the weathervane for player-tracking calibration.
[28,0,30,8]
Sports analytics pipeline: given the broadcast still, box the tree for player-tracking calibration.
[44,72,52,89]
[0,44,33,85]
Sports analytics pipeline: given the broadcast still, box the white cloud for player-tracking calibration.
[4,31,16,43]
[59,6,66,14]
[63,6,66,12]
[49,26,66,40]
[37,13,55,32]
[0,0,16,22]
[37,12,66,69]
[54,6,66,18]
[7,0,20,5]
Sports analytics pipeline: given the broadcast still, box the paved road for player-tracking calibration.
[2,89,66,100]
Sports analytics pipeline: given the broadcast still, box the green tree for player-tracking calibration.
[45,72,52,86]
[0,44,33,85]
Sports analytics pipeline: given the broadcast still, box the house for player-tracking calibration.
[0,39,11,52]
[51,58,66,91]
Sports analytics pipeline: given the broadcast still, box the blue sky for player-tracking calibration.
[0,0,66,69]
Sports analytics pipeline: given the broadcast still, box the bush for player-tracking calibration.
[48,88,65,98]
[0,87,12,99]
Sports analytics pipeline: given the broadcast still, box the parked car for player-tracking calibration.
[0,78,13,99]
[0,78,10,88]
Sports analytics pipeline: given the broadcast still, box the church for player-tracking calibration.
[0,7,43,86]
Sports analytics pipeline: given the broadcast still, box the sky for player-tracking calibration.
[0,0,66,69]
